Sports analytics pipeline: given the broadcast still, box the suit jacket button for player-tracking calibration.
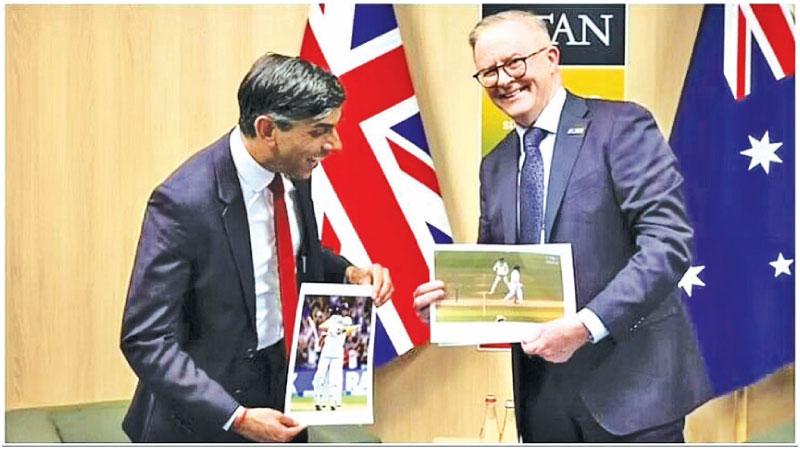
[245,348,256,359]
[234,388,244,395]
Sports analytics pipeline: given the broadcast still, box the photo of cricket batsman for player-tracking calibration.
[430,244,577,345]
[435,248,563,323]
[285,283,376,425]
[312,301,360,411]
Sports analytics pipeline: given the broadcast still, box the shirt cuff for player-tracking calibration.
[223,405,245,431]
[576,308,610,344]
[343,266,352,284]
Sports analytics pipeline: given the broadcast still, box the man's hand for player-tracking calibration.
[234,407,305,442]
[521,316,589,363]
[345,264,394,306]
[412,280,446,323]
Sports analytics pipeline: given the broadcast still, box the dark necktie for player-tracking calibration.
[268,175,298,357]
[519,127,547,244]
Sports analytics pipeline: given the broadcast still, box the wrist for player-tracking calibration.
[572,316,591,343]
[233,407,248,432]
[582,323,594,343]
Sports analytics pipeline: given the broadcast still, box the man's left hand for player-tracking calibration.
[521,316,589,363]
[346,264,394,307]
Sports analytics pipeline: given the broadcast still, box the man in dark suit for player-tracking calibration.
[413,10,712,442]
[120,53,394,443]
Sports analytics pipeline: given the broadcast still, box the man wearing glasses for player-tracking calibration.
[413,10,711,442]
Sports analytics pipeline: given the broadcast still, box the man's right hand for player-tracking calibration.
[412,280,447,323]
[234,408,306,442]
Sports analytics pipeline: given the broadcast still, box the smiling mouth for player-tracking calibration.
[497,86,527,100]
[307,155,325,167]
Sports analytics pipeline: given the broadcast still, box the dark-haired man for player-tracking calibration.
[121,53,394,443]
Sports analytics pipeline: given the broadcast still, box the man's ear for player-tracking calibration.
[254,115,277,144]
[547,45,561,71]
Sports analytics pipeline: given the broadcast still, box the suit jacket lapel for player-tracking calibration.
[545,92,589,242]
[213,132,257,328]
[290,178,315,281]
[497,132,520,244]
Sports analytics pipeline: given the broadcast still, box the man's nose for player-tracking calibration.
[323,129,342,153]
[496,68,514,87]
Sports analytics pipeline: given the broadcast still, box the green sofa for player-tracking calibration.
[6,400,380,443]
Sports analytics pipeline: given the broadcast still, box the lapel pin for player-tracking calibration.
[567,127,585,136]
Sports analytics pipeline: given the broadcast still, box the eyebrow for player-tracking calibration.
[477,59,512,73]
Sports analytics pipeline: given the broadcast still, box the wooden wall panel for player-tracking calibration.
[395,4,481,244]
[6,4,793,444]
[6,4,309,409]
[626,5,703,134]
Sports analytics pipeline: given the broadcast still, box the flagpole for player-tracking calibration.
[733,386,749,442]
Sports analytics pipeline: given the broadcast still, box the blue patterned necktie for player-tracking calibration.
[519,127,547,244]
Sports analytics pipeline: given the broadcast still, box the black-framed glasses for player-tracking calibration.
[472,46,550,88]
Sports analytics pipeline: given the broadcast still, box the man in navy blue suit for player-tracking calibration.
[121,53,394,443]
[414,10,712,442]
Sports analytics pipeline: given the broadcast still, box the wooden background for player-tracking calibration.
[6,4,793,443]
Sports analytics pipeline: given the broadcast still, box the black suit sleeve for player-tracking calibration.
[322,247,351,282]
[477,156,491,244]
[586,104,693,337]
[120,185,239,430]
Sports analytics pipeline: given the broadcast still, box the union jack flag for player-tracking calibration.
[300,4,453,366]
[723,4,795,100]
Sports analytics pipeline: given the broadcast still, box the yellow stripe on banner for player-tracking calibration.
[480,67,626,156]
[481,92,517,156]
[561,67,626,101]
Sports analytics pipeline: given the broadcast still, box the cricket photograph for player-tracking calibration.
[430,243,576,345]
[285,283,376,426]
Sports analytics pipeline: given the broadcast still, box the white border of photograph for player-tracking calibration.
[284,283,376,426]
[430,243,576,346]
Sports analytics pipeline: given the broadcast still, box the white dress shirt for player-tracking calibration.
[514,87,609,344]
[229,126,303,350]
[224,127,305,431]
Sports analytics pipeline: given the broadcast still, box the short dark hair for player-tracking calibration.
[237,53,345,137]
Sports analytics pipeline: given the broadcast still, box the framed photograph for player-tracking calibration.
[430,243,576,345]
[284,283,376,426]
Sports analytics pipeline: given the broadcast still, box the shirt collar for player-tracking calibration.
[515,86,567,140]
[229,126,275,193]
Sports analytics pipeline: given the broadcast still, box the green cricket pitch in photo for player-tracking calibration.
[435,250,564,323]
[290,395,368,412]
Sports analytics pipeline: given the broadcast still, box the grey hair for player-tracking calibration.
[468,10,551,49]
[237,53,345,137]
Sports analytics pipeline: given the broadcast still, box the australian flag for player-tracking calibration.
[670,5,795,396]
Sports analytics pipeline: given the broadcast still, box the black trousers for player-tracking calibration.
[521,359,684,443]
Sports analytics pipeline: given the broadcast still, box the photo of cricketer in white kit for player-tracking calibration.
[489,257,510,294]
[285,283,375,425]
[312,302,359,411]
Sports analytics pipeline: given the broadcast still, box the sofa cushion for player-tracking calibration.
[5,408,62,443]
[7,400,380,443]
[49,400,130,443]
[6,400,130,443]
